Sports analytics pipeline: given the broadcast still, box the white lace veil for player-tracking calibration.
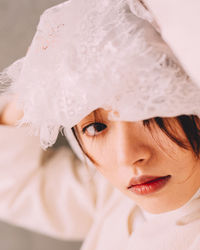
[1,0,200,154]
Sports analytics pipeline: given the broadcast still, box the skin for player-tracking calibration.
[0,97,23,126]
[76,108,200,214]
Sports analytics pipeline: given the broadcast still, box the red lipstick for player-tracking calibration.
[127,175,171,195]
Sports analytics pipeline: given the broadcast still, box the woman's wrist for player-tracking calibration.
[0,98,23,126]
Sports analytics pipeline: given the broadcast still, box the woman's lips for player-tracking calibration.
[127,175,171,195]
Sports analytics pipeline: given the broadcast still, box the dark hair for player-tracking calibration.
[72,114,200,162]
[143,115,200,158]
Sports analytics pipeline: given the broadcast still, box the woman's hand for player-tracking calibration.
[0,97,23,126]
[143,0,200,86]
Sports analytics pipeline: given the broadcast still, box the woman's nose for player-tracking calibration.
[114,122,152,167]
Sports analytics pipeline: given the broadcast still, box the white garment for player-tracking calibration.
[0,125,200,250]
[1,1,200,249]
[144,0,200,86]
[3,0,200,149]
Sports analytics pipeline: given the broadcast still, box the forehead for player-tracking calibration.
[79,108,116,122]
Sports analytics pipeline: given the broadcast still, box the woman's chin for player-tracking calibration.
[126,191,191,214]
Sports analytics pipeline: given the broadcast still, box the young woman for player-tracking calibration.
[1,0,200,249]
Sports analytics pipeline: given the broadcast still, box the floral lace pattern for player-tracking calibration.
[1,0,200,148]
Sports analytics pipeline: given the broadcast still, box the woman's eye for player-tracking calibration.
[82,123,107,136]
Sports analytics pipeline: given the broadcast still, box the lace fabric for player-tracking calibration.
[1,0,200,148]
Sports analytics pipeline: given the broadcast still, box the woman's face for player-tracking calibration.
[76,109,200,213]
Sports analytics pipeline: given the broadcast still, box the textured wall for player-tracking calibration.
[0,1,82,249]
[0,0,64,70]
[0,221,82,250]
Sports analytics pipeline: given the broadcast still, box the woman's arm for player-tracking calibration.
[144,0,200,86]
[0,98,115,240]
[0,125,96,240]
